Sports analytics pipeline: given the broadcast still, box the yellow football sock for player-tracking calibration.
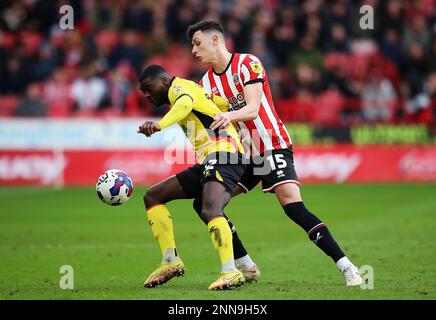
[207,216,237,272]
[146,204,177,261]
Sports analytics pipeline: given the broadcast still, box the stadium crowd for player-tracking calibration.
[0,0,435,126]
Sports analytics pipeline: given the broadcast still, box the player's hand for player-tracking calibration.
[137,121,161,137]
[211,112,231,130]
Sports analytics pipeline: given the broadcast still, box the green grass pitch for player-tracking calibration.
[0,184,435,300]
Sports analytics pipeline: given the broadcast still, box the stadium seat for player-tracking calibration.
[20,31,44,55]
[95,30,120,50]
[0,32,16,49]
[314,90,345,126]
[0,95,20,117]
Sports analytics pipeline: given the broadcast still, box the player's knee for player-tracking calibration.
[275,183,302,206]
[143,185,162,208]
[192,198,202,215]
[193,198,208,223]
[200,198,221,222]
[200,210,221,223]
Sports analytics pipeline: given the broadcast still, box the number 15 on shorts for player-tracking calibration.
[254,153,287,176]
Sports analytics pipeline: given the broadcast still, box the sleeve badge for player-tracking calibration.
[249,61,262,74]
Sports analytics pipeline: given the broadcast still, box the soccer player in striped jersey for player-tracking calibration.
[186,20,363,286]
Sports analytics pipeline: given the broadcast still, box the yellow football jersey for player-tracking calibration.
[159,77,244,164]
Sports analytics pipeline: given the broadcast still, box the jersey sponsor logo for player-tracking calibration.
[249,61,262,74]
[228,93,246,111]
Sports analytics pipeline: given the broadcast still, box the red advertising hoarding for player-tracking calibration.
[1,145,435,186]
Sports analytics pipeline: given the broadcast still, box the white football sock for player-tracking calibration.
[162,248,178,264]
[336,256,353,272]
[235,254,255,269]
[222,258,238,273]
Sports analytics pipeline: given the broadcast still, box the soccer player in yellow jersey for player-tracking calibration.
[137,64,246,290]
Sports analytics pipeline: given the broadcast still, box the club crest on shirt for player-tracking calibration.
[172,85,182,94]
[233,74,240,84]
[249,61,262,74]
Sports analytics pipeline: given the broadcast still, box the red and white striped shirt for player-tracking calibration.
[200,53,292,157]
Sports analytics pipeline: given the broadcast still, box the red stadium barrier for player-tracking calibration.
[1,145,436,186]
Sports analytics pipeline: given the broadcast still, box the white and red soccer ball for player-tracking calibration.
[96,169,133,206]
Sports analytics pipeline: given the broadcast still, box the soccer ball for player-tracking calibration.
[96,169,133,206]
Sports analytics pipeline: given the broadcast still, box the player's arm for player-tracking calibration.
[159,94,193,130]
[210,82,262,130]
[210,93,230,112]
[137,94,193,137]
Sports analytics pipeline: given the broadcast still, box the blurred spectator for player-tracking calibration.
[270,11,297,65]
[71,63,108,111]
[32,42,58,82]
[288,33,324,77]
[144,22,170,57]
[428,38,436,73]
[325,23,350,53]
[304,13,323,46]
[400,72,435,124]
[94,29,120,71]
[107,62,135,111]
[86,0,121,31]
[379,28,403,66]
[222,13,250,53]
[43,68,74,116]
[380,0,404,35]
[0,2,28,32]
[3,47,31,94]
[324,0,351,33]
[15,83,48,117]
[121,0,153,32]
[401,42,428,98]
[250,37,276,70]
[403,14,432,53]
[167,0,197,43]
[59,30,96,68]
[323,65,359,98]
[111,30,144,71]
[361,71,397,122]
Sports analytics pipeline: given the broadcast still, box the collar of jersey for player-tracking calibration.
[169,76,177,87]
[212,53,235,76]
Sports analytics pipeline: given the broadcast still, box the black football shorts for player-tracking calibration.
[238,147,300,193]
[176,152,246,198]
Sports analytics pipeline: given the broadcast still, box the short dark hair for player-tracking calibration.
[138,64,167,83]
[186,20,224,41]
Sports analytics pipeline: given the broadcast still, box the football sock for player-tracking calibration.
[283,202,345,262]
[235,254,255,269]
[336,256,353,272]
[146,204,178,263]
[193,198,248,259]
[207,216,238,273]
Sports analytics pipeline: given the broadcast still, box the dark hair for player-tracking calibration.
[186,20,224,41]
[138,64,167,83]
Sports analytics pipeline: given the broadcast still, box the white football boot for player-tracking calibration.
[342,264,363,286]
